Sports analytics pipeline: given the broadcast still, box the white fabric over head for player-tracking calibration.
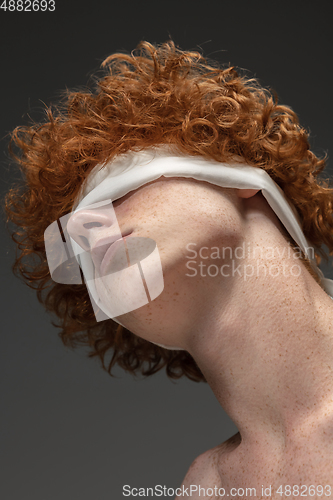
[70,146,333,350]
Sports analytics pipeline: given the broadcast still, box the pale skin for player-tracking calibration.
[68,174,333,499]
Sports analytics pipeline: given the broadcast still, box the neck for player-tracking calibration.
[185,208,333,457]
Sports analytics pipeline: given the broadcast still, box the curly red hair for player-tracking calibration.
[4,40,333,382]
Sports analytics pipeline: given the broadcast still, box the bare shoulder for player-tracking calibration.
[176,432,241,497]
[188,431,241,471]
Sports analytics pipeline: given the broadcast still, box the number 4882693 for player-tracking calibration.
[0,0,55,11]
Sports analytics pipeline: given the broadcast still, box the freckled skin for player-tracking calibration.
[72,176,333,499]
[110,176,245,348]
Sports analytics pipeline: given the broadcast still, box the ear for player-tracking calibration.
[236,189,260,199]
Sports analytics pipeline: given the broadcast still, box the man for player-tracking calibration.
[5,41,333,498]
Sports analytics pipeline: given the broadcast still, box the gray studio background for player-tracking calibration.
[1,1,332,499]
